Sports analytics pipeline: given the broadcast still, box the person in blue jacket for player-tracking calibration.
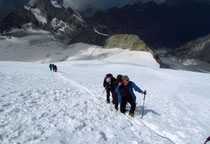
[49,64,54,71]
[115,75,146,117]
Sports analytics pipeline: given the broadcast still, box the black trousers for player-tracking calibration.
[106,88,119,110]
[106,88,116,100]
[106,88,110,102]
[120,95,136,114]
[113,93,119,110]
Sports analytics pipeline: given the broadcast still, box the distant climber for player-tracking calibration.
[103,74,117,104]
[49,64,54,71]
[115,75,146,117]
[205,136,210,144]
[53,65,57,72]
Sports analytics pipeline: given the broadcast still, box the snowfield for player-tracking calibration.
[0,31,210,144]
[0,60,209,144]
[0,31,158,68]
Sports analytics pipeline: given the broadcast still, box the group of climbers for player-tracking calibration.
[103,74,146,117]
[49,64,57,72]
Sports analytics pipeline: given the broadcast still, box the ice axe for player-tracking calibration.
[141,90,147,119]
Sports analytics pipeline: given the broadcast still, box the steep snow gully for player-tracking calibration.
[0,60,210,144]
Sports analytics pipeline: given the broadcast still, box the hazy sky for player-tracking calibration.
[63,0,166,11]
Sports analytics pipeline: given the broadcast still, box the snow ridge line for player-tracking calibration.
[137,120,176,144]
[56,72,94,95]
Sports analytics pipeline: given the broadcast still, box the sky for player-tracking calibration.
[63,0,166,11]
[1,0,210,14]
[62,0,210,12]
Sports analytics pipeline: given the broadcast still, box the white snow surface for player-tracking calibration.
[0,31,210,144]
[0,32,158,67]
[31,8,47,24]
[0,60,210,144]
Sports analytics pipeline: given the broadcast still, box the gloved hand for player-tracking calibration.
[142,91,147,95]
[118,82,122,86]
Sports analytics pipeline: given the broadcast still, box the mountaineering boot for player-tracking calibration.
[129,113,135,117]
[106,100,110,103]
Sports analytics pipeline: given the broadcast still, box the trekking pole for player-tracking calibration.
[102,88,106,97]
[141,90,146,119]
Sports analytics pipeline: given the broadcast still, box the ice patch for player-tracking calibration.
[61,3,69,9]
[24,5,31,11]
[182,59,198,66]
[93,28,109,37]
[73,14,85,23]
[50,0,62,8]
[51,18,73,32]
[31,8,47,24]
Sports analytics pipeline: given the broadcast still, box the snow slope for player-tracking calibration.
[0,60,210,144]
[0,30,210,144]
[0,30,158,68]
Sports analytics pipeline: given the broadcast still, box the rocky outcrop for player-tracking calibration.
[105,34,152,51]
[104,34,166,68]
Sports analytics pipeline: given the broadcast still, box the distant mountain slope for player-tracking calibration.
[0,30,159,68]
[0,0,163,66]
[83,1,210,49]
[0,0,108,45]
[168,34,210,72]
[172,34,210,64]
[2,0,210,50]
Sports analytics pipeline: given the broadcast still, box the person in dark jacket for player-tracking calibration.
[115,75,146,117]
[53,65,57,72]
[205,136,210,144]
[103,74,117,103]
[114,74,122,110]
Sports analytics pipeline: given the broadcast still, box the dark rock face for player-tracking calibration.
[2,0,210,50]
[171,35,210,64]
[83,1,210,50]
[0,0,107,45]
[0,0,29,22]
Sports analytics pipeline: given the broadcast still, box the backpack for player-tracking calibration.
[104,74,113,88]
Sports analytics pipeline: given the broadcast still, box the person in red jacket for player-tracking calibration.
[205,136,210,144]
